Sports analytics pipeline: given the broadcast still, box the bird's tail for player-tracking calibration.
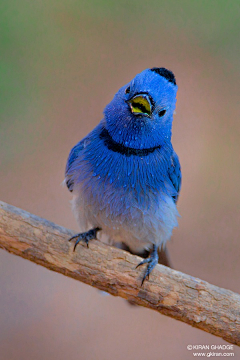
[158,246,172,268]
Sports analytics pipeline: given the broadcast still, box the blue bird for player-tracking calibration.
[65,67,181,285]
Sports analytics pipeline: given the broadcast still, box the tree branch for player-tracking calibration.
[0,201,239,345]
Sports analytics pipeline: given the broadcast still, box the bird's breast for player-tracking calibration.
[71,135,178,249]
[73,136,175,220]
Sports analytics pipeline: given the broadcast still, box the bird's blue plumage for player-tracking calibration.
[168,151,181,203]
[65,67,181,281]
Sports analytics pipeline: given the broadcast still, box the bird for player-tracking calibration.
[65,67,181,285]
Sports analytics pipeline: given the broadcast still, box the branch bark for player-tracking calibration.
[0,201,239,345]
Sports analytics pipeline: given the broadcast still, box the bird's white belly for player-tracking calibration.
[71,183,179,254]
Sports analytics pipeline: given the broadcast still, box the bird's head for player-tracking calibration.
[103,67,178,149]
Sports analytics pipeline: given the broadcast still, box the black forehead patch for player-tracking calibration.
[150,67,176,85]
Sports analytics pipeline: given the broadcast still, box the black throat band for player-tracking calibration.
[99,128,161,157]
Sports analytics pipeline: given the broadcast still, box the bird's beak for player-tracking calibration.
[127,94,152,117]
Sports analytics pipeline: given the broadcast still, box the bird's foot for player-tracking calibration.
[69,227,101,251]
[136,245,159,286]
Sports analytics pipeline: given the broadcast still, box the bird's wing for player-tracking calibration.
[65,140,85,192]
[168,151,181,203]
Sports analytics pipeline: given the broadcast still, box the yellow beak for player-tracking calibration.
[127,94,152,117]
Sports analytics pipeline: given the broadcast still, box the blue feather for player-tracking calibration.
[65,67,181,265]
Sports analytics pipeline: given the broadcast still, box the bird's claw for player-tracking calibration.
[69,227,101,251]
[136,245,159,286]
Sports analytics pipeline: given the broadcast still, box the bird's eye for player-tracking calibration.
[158,109,166,117]
[125,86,130,94]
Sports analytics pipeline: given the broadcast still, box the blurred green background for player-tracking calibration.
[1,1,240,359]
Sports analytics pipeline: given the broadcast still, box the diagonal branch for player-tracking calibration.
[0,200,239,345]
